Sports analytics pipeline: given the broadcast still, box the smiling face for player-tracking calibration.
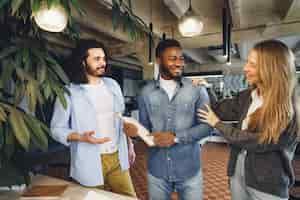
[84,48,107,78]
[244,49,259,86]
[157,47,184,80]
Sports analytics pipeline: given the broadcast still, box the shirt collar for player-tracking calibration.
[155,75,184,88]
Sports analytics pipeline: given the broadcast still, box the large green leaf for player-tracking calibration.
[24,115,48,151]
[15,67,36,82]
[43,81,52,99]
[37,61,47,83]
[46,57,69,84]
[8,108,30,151]
[22,48,29,66]
[14,81,26,106]
[26,81,37,113]
[54,86,67,109]
[0,106,7,122]
[31,0,41,13]
[0,46,18,60]
[11,0,24,15]
[0,60,15,89]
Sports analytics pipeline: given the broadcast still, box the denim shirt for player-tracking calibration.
[50,77,129,186]
[138,77,212,181]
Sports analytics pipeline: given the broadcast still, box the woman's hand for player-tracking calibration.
[197,104,220,127]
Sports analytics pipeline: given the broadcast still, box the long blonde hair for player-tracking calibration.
[248,40,298,144]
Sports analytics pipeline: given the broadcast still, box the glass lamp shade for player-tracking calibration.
[34,3,68,33]
[178,9,203,37]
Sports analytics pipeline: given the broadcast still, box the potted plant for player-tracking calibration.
[0,0,148,187]
[0,0,82,186]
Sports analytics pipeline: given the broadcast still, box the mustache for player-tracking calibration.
[96,65,106,70]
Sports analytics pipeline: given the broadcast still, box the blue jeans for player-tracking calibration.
[148,170,203,200]
[230,150,288,200]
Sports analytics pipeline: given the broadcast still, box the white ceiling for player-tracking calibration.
[58,0,300,75]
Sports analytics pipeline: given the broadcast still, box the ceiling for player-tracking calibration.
[51,0,300,78]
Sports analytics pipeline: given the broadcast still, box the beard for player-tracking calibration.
[160,64,183,81]
[85,64,106,78]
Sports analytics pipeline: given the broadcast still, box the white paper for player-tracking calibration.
[83,191,113,200]
[118,114,155,146]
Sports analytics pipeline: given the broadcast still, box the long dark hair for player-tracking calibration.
[66,39,109,84]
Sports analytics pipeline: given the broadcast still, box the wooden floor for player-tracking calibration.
[48,141,300,200]
[129,142,231,200]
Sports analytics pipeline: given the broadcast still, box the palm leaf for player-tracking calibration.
[15,67,36,82]
[11,0,24,15]
[0,46,18,60]
[26,81,37,113]
[0,105,7,122]
[31,0,41,13]
[24,115,48,151]
[37,61,47,83]
[54,86,67,109]
[45,57,69,84]
[8,108,30,151]
[0,60,15,89]
[43,81,52,99]
[14,81,26,106]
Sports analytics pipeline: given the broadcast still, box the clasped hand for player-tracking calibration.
[152,132,175,147]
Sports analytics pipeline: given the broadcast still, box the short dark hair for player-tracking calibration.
[67,39,109,84]
[155,39,182,58]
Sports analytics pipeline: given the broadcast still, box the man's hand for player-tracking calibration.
[152,132,176,147]
[123,122,138,137]
[80,131,111,144]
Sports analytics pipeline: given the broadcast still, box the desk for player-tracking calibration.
[0,175,137,200]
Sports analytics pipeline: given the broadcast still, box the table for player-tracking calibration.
[0,175,138,200]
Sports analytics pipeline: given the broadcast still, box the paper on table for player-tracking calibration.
[117,114,155,146]
[83,191,113,200]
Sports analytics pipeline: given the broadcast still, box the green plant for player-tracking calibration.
[0,0,82,186]
[111,0,150,40]
[0,0,150,186]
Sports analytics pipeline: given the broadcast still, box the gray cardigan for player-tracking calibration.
[212,89,299,198]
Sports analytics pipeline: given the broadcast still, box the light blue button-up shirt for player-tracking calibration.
[138,77,212,181]
[50,77,129,186]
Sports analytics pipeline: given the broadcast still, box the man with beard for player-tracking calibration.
[50,39,136,197]
[137,39,212,200]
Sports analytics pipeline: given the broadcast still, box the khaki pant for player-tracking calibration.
[98,151,136,197]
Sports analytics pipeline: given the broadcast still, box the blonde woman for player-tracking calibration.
[198,40,299,200]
